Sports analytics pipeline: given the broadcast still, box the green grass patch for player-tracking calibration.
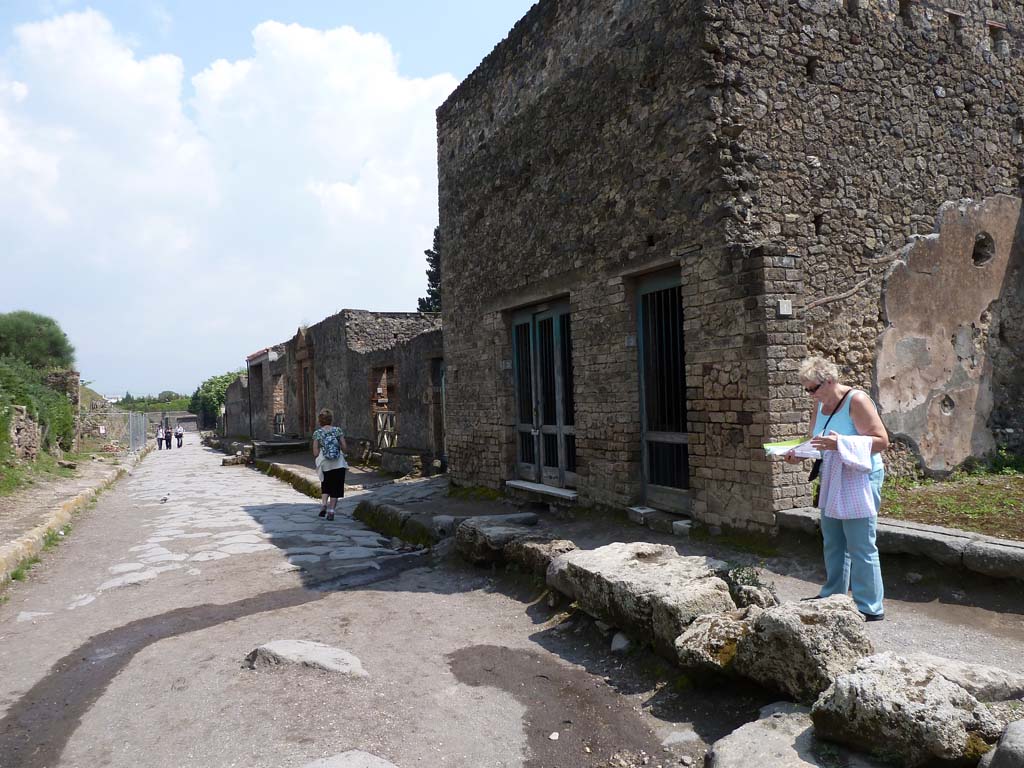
[9,555,41,581]
[882,449,1024,541]
[42,524,71,551]
[0,448,80,497]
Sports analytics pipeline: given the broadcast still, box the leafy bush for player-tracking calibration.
[190,370,245,426]
[0,311,75,370]
[0,356,76,450]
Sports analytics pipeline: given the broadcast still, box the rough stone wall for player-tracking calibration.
[43,369,80,450]
[438,0,777,523]
[359,329,444,452]
[302,310,442,443]
[223,376,250,438]
[8,405,41,461]
[342,310,441,353]
[711,0,1024,497]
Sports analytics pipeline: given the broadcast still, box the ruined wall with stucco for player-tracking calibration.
[876,196,1024,472]
[710,0,1024,490]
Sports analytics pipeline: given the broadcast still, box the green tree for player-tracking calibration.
[157,390,180,402]
[0,311,75,370]
[417,226,441,312]
[190,370,244,427]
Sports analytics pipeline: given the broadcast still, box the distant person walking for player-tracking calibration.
[156,426,165,450]
[164,423,173,449]
[785,356,889,621]
[175,424,184,448]
[312,408,348,521]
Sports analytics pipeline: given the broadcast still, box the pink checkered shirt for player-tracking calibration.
[819,435,876,519]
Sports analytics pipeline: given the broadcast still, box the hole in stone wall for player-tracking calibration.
[973,231,996,266]
[646,234,657,248]
[806,56,819,80]
[989,24,1010,56]
[845,0,860,16]
[947,12,965,43]
[813,214,824,236]
[940,395,956,415]
[898,0,914,25]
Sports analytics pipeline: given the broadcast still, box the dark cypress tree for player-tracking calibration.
[417,227,441,312]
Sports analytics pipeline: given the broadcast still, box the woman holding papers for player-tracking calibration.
[785,356,889,621]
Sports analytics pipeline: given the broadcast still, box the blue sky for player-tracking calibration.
[0,1,535,396]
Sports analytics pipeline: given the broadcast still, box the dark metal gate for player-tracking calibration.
[512,303,576,488]
[638,274,689,507]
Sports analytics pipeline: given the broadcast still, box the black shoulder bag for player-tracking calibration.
[807,388,852,484]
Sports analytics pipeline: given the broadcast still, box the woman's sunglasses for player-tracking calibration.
[805,383,822,395]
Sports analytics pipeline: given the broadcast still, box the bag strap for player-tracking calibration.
[817,388,853,436]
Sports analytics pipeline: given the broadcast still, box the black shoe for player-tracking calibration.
[326,512,335,521]
[861,612,885,622]
[800,595,825,601]
[318,508,327,517]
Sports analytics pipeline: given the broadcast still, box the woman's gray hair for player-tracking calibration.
[798,356,840,385]
[317,407,334,426]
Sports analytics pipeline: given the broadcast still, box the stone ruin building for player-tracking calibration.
[224,310,444,468]
[436,0,1024,530]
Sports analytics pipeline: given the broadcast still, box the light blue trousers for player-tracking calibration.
[819,468,885,616]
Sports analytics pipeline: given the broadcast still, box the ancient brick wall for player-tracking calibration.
[709,0,1024,489]
[438,0,778,524]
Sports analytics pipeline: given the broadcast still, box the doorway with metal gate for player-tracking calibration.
[637,272,690,509]
[511,302,577,489]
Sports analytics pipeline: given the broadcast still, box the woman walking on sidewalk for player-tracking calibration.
[312,408,348,521]
[786,356,889,621]
[156,426,164,450]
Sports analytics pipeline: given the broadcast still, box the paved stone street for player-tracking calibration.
[0,440,712,768]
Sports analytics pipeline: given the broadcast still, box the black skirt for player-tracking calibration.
[321,467,346,498]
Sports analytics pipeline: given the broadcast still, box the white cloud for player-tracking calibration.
[0,11,456,394]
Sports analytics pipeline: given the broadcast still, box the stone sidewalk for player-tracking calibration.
[0,450,147,587]
[258,455,1024,584]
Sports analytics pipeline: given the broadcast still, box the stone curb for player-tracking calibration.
[0,449,150,588]
[776,507,1024,582]
[254,460,321,500]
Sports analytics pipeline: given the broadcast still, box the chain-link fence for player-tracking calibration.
[78,410,148,453]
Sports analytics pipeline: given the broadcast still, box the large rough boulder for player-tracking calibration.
[504,537,577,577]
[706,702,888,768]
[811,652,1004,767]
[723,567,780,610]
[546,542,735,655]
[675,606,762,677]
[733,595,873,703]
[454,518,535,564]
[902,653,1024,702]
[245,640,368,677]
[978,720,1024,768]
